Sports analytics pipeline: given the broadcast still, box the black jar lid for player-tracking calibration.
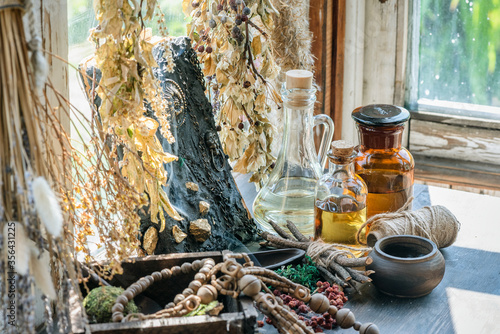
[352,104,410,126]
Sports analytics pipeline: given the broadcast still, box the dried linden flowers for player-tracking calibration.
[183,0,282,186]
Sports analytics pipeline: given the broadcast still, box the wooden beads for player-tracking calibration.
[195,272,206,281]
[309,294,330,313]
[115,295,128,306]
[336,308,356,329]
[359,323,380,334]
[181,262,192,274]
[171,266,182,276]
[173,294,185,304]
[112,311,123,322]
[238,275,261,297]
[111,303,124,313]
[188,280,203,291]
[109,253,378,333]
[328,305,338,316]
[161,268,172,279]
[152,271,162,281]
[197,284,218,304]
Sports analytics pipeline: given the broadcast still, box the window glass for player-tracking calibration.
[418,0,500,109]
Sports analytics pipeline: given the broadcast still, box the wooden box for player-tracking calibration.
[71,252,258,333]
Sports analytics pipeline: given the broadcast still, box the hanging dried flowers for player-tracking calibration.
[183,0,282,186]
[90,0,181,234]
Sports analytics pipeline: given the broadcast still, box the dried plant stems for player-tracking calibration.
[260,222,373,288]
[0,4,81,333]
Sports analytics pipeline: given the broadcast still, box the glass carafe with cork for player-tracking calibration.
[253,70,334,237]
[352,104,414,221]
[315,140,368,252]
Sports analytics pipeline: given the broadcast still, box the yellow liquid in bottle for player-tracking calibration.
[314,198,367,256]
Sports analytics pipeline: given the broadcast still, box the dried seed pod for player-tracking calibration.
[328,305,338,316]
[238,275,261,297]
[309,293,330,313]
[336,308,356,329]
[183,288,194,296]
[197,284,218,304]
[354,321,362,330]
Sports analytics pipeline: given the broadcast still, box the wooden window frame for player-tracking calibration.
[309,0,345,141]
[337,0,500,191]
[405,1,500,190]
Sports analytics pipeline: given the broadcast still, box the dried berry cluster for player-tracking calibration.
[258,282,347,333]
[184,0,281,186]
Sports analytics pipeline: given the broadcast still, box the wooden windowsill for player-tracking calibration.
[413,154,500,192]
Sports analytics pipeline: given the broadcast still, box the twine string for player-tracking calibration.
[306,240,372,266]
[355,197,461,248]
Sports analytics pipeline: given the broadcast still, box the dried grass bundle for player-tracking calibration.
[271,0,314,76]
[0,1,147,332]
[0,3,77,333]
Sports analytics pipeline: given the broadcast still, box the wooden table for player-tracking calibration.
[235,176,500,334]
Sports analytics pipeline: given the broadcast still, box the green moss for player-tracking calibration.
[83,286,139,323]
[275,256,322,290]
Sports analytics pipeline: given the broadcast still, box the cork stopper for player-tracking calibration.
[330,140,355,158]
[286,70,313,89]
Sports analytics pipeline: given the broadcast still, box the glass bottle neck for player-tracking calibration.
[275,87,320,178]
[327,158,356,177]
[357,124,405,150]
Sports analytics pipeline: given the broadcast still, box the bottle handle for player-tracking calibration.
[313,114,335,169]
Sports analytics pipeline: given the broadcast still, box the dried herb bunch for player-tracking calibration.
[183,0,282,186]
[0,3,85,333]
[90,0,182,236]
[261,221,374,289]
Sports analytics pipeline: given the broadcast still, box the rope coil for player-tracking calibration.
[356,198,461,248]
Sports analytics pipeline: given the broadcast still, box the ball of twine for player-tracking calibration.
[356,199,461,248]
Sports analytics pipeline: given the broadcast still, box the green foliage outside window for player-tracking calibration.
[419,0,500,107]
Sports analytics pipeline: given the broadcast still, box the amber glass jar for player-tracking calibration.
[352,105,414,220]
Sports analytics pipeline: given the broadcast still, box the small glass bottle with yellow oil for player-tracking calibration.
[314,140,368,251]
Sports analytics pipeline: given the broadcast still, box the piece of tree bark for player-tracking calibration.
[80,37,258,254]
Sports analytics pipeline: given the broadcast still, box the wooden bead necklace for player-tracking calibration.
[111,253,379,334]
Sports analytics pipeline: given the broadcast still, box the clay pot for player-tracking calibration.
[367,235,445,298]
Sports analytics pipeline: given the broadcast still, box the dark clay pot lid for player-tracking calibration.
[352,104,410,126]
